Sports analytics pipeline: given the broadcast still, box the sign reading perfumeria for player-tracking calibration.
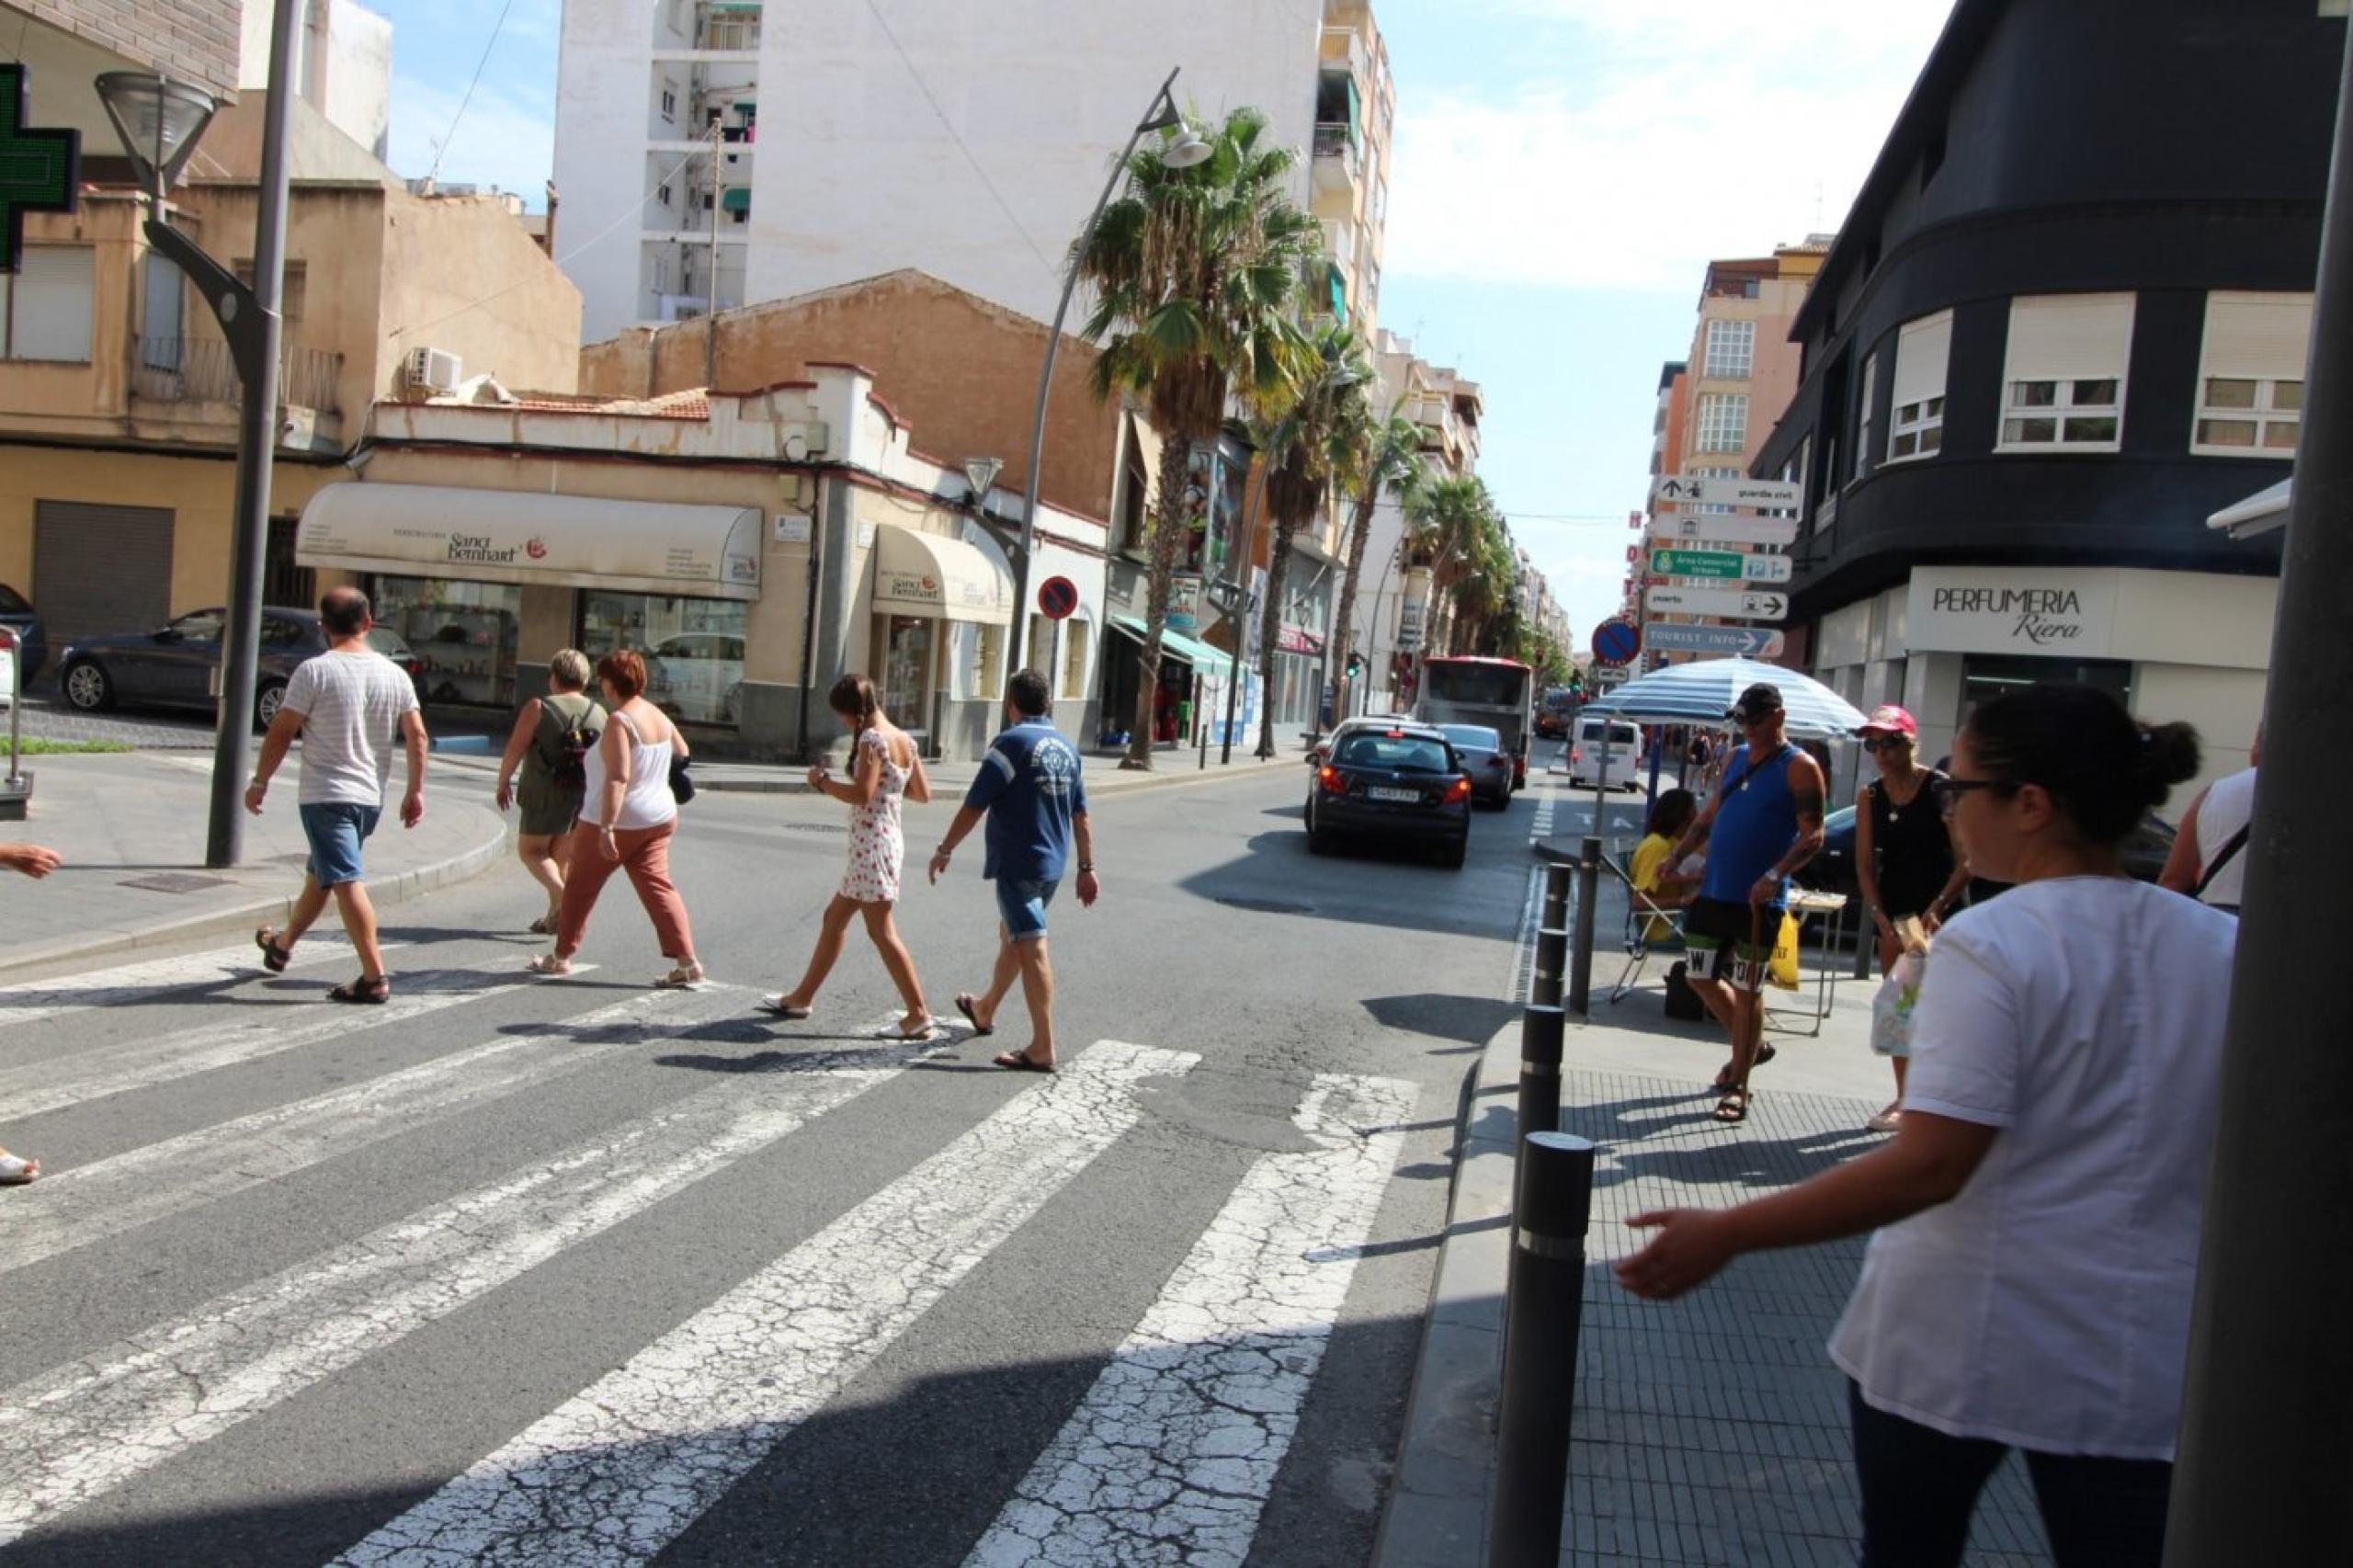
[1905,567,2120,655]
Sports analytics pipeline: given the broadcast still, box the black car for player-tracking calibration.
[1305,722,1472,869]
[1800,802,2178,903]
[58,607,421,729]
[0,584,48,684]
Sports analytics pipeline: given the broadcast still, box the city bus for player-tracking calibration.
[1415,655,1536,790]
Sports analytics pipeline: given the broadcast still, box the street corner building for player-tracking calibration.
[1753,0,2337,807]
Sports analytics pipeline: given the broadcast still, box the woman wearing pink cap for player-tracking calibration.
[1854,704,1971,1131]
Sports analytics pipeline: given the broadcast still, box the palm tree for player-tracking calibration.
[1077,108,1322,770]
[1328,404,1427,722]
[1404,474,1496,648]
[1252,322,1373,757]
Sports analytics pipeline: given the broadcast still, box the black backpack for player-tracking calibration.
[548,702,597,791]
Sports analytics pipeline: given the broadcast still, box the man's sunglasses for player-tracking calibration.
[1931,777,2008,814]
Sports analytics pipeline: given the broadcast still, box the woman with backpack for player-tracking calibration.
[494,648,607,933]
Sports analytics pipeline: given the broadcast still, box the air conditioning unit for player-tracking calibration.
[407,346,462,393]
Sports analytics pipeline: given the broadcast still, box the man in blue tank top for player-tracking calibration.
[1665,681,1827,1124]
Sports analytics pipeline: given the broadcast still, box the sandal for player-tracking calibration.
[992,1050,1055,1074]
[1712,1089,1750,1124]
[1711,1042,1779,1093]
[885,1017,941,1042]
[954,994,994,1037]
[758,995,813,1020]
[255,927,292,974]
[328,976,392,1006]
[528,916,555,936]
[0,1153,39,1186]
[654,962,706,990]
[527,954,574,977]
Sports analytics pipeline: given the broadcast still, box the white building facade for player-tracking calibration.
[553,0,1392,343]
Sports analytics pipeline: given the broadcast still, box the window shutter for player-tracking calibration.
[12,246,95,362]
[1889,311,1952,408]
[2201,292,2313,382]
[2004,293,2134,381]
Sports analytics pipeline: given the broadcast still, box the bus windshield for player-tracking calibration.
[1423,661,1527,707]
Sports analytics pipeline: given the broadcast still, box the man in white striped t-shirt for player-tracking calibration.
[245,587,428,1003]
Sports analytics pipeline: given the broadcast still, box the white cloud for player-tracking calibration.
[386,73,555,206]
[1385,2,1954,289]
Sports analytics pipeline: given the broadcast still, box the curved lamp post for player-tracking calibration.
[1010,68,1209,692]
[97,0,300,869]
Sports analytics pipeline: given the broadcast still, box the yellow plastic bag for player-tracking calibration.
[1767,912,1802,991]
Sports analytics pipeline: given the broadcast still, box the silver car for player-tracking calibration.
[1437,722,1514,808]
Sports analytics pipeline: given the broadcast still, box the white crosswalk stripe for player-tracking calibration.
[0,1013,941,1549]
[333,1040,1200,1568]
[966,1072,1415,1567]
[0,967,569,1121]
[0,983,732,1276]
[0,937,392,1035]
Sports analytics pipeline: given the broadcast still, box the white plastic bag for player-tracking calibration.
[1870,949,1927,1058]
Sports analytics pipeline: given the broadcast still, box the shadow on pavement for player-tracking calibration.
[1362,992,1520,1047]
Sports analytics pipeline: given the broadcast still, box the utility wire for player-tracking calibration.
[860,0,1060,286]
[425,0,520,187]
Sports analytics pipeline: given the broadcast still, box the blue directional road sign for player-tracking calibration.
[1644,622,1786,658]
[1589,619,1641,666]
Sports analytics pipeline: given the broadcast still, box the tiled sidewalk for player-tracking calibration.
[1559,1068,2053,1567]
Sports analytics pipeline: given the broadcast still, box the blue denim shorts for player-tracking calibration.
[301,801,382,888]
[994,876,1059,943]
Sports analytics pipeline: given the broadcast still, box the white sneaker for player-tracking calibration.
[1867,1106,1903,1133]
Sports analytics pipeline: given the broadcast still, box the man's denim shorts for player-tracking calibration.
[994,876,1059,942]
[301,801,382,889]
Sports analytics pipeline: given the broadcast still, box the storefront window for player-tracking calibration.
[375,576,521,708]
[580,591,748,726]
[881,615,933,731]
[1957,654,2132,735]
[1025,616,1055,680]
[974,621,1006,699]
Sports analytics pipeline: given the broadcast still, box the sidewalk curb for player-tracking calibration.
[692,756,1298,799]
[1371,1015,1523,1568]
[0,807,510,983]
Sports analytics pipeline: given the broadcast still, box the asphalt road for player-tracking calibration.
[0,755,1605,1567]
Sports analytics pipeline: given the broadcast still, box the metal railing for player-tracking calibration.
[1313,121,1361,179]
[132,338,343,413]
[699,14,759,50]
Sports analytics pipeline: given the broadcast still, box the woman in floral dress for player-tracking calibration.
[764,675,938,1038]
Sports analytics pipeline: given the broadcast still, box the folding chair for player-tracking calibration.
[1602,836,1688,1005]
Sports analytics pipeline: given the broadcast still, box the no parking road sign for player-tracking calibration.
[1037,575,1079,620]
[1590,619,1640,666]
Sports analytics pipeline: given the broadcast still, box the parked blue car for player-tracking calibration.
[0,585,49,685]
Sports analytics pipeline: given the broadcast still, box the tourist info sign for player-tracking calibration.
[1648,474,1805,514]
[1645,623,1787,658]
[1649,549,1792,583]
[1644,585,1789,622]
[1646,512,1801,548]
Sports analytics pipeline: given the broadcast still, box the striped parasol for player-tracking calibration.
[1579,657,1869,738]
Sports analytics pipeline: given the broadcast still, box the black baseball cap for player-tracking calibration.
[1727,682,1785,722]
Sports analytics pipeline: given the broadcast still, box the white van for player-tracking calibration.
[1568,719,1643,789]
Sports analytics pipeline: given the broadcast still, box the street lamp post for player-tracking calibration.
[1011,69,1210,687]
[97,0,299,869]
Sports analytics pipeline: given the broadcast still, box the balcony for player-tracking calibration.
[1319,26,1370,92]
[131,338,342,414]
[1319,218,1355,276]
[1312,122,1361,197]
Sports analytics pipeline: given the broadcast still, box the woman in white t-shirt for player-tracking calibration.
[1615,683,2234,1568]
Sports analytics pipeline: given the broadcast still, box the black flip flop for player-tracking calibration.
[255,928,292,974]
[955,994,994,1037]
[328,976,391,1005]
[1712,1090,1750,1124]
[992,1050,1054,1074]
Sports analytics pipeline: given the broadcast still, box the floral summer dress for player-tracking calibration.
[839,728,911,903]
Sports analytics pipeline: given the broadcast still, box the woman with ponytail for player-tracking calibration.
[1616,684,2234,1566]
[763,675,938,1039]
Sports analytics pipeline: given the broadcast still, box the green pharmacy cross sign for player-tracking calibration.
[0,64,82,275]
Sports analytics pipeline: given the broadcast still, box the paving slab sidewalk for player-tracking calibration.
[0,752,506,982]
[1377,888,2056,1567]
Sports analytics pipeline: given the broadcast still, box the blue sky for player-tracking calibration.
[368,0,1952,645]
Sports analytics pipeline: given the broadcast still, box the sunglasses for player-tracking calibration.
[1931,777,2008,815]
[1860,735,1912,754]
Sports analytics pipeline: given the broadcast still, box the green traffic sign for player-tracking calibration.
[1649,548,1746,580]
[0,64,83,276]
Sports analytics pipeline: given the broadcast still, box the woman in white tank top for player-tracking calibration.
[2157,726,2260,912]
[529,651,704,986]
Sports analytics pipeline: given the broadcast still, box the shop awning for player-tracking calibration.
[297,483,762,599]
[1110,614,1234,678]
[870,526,1010,623]
[2208,476,2291,539]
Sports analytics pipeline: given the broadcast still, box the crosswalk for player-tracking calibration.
[0,939,1421,1564]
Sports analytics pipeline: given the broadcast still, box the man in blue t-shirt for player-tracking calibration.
[928,668,1099,1072]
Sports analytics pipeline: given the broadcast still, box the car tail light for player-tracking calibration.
[1488,755,1508,768]
[1443,777,1472,804]
[1317,766,1349,795]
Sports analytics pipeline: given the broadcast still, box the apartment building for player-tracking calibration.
[237,0,392,161]
[551,0,1395,344]
[1756,0,2335,803]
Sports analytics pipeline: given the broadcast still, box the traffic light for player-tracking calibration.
[1346,651,1364,677]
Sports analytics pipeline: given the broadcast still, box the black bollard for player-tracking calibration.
[1566,835,1601,1017]
[1532,926,1569,1007]
[1489,1131,1597,1568]
[1516,1003,1565,1139]
[1541,858,1571,932]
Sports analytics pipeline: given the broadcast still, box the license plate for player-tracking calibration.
[1368,786,1419,802]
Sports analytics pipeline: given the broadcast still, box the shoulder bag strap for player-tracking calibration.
[2192,824,2252,902]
